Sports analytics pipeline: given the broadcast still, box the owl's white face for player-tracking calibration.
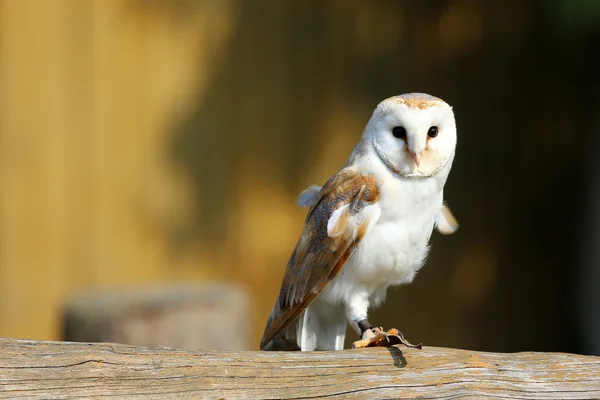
[367,94,457,178]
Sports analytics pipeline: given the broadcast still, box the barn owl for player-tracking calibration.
[260,93,458,351]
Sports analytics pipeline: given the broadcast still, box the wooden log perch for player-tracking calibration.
[1,338,599,399]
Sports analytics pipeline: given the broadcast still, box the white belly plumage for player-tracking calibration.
[320,213,435,307]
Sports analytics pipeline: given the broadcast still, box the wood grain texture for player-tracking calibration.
[0,338,598,399]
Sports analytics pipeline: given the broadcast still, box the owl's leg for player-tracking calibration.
[345,292,381,348]
[345,291,422,349]
[351,319,388,348]
[298,299,346,351]
[345,293,389,348]
[353,320,383,347]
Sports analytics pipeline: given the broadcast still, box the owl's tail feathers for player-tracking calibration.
[260,308,300,351]
[260,302,347,351]
[260,327,299,351]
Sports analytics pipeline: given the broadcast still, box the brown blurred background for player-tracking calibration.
[1,0,599,355]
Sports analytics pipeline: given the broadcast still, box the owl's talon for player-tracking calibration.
[352,327,423,349]
[352,327,389,348]
[352,328,386,348]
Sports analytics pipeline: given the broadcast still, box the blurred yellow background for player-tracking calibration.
[1,0,599,354]
[0,0,245,341]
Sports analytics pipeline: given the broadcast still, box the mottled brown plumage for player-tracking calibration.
[260,168,379,350]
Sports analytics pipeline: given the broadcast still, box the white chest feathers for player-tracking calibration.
[321,177,441,304]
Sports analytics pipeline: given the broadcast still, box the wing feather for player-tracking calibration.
[435,203,459,235]
[297,185,321,207]
[260,168,380,350]
[327,204,350,237]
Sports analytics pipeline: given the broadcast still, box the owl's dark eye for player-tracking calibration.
[392,126,406,139]
[427,126,438,138]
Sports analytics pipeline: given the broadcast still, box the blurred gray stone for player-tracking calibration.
[62,283,252,350]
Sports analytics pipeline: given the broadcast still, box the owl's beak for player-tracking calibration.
[411,152,422,167]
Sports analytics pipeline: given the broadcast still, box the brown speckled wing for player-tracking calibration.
[260,168,380,350]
